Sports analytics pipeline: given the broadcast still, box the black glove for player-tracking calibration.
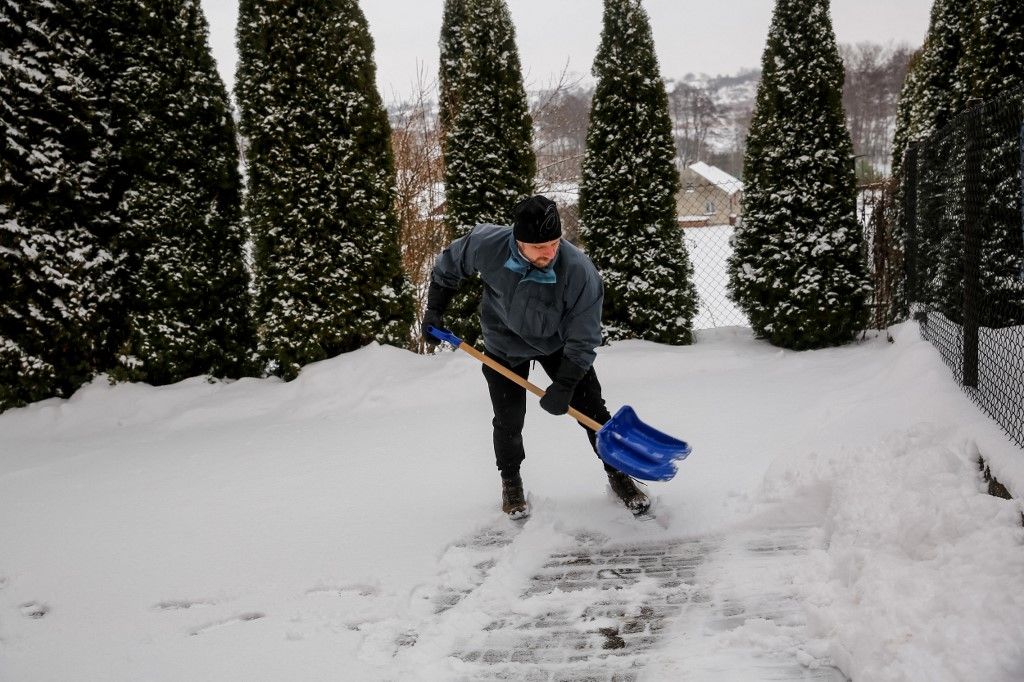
[539,382,574,415]
[422,308,444,345]
[539,357,587,416]
[422,281,457,345]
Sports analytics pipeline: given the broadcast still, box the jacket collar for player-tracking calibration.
[503,232,557,284]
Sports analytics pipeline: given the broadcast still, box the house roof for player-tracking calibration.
[687,162,743,196]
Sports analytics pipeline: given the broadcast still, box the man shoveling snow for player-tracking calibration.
[423,195,650,519]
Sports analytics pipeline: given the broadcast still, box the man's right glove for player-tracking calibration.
[422,281,458,345]
[539,357,587,416]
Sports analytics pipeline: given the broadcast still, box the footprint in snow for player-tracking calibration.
[154,599,217,611]
[20,602,49,619]
[305,584,379,598]
[189,612,266,636]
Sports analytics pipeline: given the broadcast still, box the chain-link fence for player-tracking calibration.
[901,87,1024,449]
[678,177,904,333]
[545,177,749,331]
[678,178,748,329]
[857,180,902,331]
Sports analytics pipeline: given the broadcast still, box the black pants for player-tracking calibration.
[482,347,615,478]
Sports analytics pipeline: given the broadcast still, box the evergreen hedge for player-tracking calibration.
[440,0,535,346]
[1,0,114,408]
[579,0,698,345]
[107,0,254,384]
[237,0,413,379]
[728,0,869,349]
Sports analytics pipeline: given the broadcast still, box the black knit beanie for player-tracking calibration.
[512,195,562,244]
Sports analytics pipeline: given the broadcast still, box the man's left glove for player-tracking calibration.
[539,357,587,416]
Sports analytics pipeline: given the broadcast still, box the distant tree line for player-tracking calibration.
[841,43,915,180]
[525,43,913,188]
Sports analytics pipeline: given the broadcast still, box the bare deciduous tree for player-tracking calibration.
[529,67,593,243]
[531,75,592,184]
[668,81,722,166]
[389,70,449,352]
[841,41,914,179]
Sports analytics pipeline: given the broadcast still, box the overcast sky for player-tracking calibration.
[199,0,933,103]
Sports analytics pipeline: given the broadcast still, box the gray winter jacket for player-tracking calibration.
[431,223,604,371]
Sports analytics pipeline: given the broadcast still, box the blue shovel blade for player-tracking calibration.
[427,325,462,346]
[596,405,691,482]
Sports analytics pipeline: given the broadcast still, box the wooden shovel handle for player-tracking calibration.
[456,342,605,432]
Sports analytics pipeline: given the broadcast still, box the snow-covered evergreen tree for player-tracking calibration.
[909,0,974,139]
[889,0,974,318]
[237,0,413,380]
[957,0,1024,326]
[578,0,697,345]
[887,49,924,318]
[0,0,114,409]
[438,0,470,136]
[958,0,1023,99]
[440,0,535,345]
[890,50,925,181]
[728,0,869,349]
[106,0,254,384]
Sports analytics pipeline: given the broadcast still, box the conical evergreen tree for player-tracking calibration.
[105,0,254,384]
[889,0,974,319]
[910,0,974,139]
[440,0,535,345]
[578,0,697,344]
[890,49,926,181]
[957,0,1024,326]
[887,49,924,319]
[958,0,1024,99]
[728,0,869,349]
[438,0,470,136]
[0,0,114,409]
[237,0,413,379]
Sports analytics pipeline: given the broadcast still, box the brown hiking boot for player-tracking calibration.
[501,474,529,519]
[607,470,651,515]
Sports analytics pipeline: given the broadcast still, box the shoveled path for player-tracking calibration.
[367,518,848,681]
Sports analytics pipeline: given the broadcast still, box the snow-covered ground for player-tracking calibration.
[1,323,1022,681]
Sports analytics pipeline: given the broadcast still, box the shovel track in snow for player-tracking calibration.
[415,523,847,681]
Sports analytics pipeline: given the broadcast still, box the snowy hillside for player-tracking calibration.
[679,69,760,113]
[1,324,1022,681]
[670,69,760,159]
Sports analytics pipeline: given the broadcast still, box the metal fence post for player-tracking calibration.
[1019,120,1024,281]
[962,116,983,388]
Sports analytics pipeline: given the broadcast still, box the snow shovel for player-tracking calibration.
[427,326,691,481]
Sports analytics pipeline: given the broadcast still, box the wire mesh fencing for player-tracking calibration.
[901,86,1024,449]
[549,177,749,331]
[677,177,749,330]
[676,175,903,333]
[857,180,903,331]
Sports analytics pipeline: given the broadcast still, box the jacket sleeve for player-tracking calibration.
[561,263,604,372]
[430,226,482,289]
